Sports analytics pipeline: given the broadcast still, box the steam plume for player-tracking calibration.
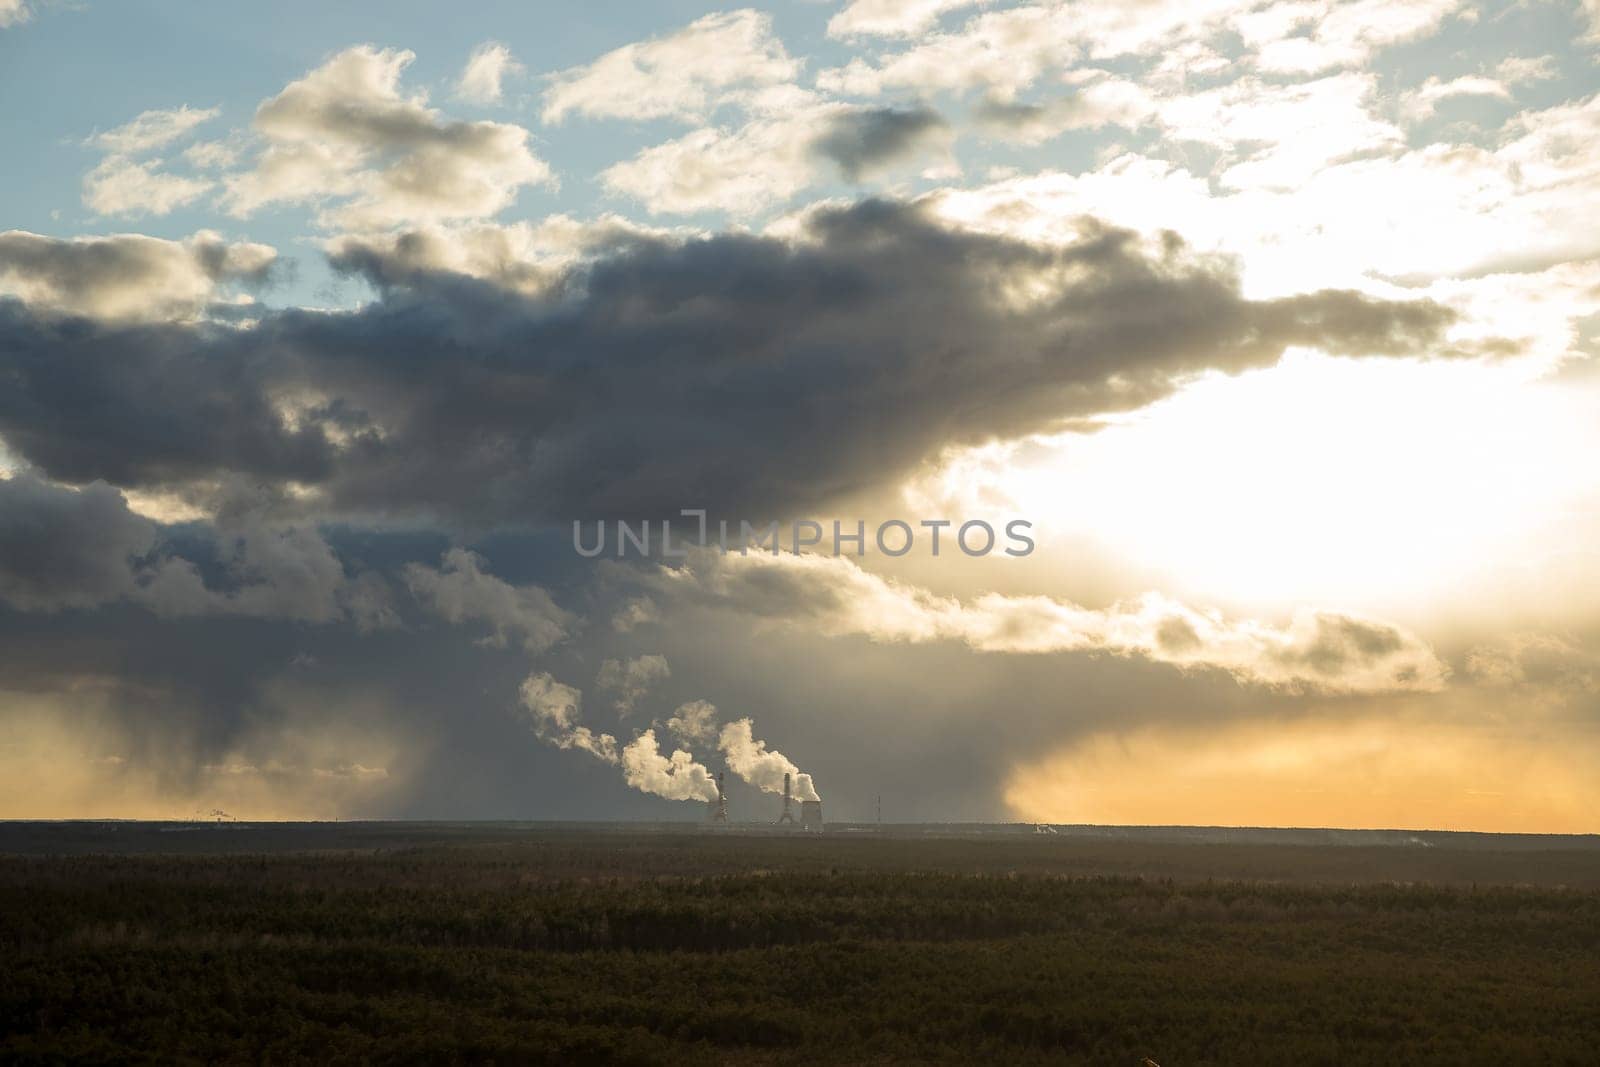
[517,672,618,763]
[621,729,719,802]
[666,699,719,745]
[719,718,820,801]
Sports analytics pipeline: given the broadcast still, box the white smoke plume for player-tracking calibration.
[596,653,670,715]
[517,672,618,763]
[719,717,820,802]
[666,698,719,745]
[621,729,720,802]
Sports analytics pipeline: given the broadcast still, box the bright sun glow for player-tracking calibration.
[969,351,1600,617]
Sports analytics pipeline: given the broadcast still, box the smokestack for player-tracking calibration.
[777,771,796,824]
[707,772,728,824]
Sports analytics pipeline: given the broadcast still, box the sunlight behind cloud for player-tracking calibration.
[931,351,1600,619]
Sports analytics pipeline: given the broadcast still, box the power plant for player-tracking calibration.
[703,769,823,831]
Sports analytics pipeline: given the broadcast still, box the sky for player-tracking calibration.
[0,0,1597,830]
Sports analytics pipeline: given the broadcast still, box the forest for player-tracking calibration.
[2,823,1597,1064]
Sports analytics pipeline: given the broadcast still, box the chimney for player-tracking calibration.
[707,772,728,824]
[777,771,796,824]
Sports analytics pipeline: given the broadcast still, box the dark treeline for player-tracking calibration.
[3,829,1598,1064]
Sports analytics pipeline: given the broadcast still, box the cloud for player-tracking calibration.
[403,548,572,652]
[1399,74,1511,121]
[0,475,158,612]
[1157,73,1402,191]
[1242,0,1462,75]
[81,106,221,218]
[600,112,818,216]
[827,0,986,39]
[541,10,799,124]
[326,214,669,297]
[457,42,520,104]
[611,596,660,632]
[812,106,952,180]
[0,0,28,28]
[817,0,1254,100]
[650,550,1448,694]
[0,202,1456,522]
[83,159,215,217]
[0,229,275,320]
[974,75,1155,143]
[819,0,1457,101]
[596,653,670,715]
[88,105,219,155]
[818,3,1077,100]
[183,140,241,170]
[0,474,395,625]
[223,46,552,228]
[602,101,953,214]
[1465,634,1600,698]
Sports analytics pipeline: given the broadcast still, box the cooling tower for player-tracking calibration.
[800,800,823,832]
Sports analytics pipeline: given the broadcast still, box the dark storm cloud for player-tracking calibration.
[0,201,1457,524]
[812,106,951,180]
[0,475,156,611]
[0,307,332,488]
[0,473,399,625]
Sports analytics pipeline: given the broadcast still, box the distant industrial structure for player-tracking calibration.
[707,773,728,825]
[777,772,796,825]
[703,770,823,831]
[780,772,822,832]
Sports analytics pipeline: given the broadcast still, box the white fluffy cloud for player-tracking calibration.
[827,0,986,38]
[83,159,215,217]
[457,42,520,104]
[601,112,822,215]
[1241,0,1462,75]
[224,46,552,228]
[819,0,1463,100]
[0,0,29,28]
[89,105,219,156]
[81,106,221,218]
[541,10,800,123]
